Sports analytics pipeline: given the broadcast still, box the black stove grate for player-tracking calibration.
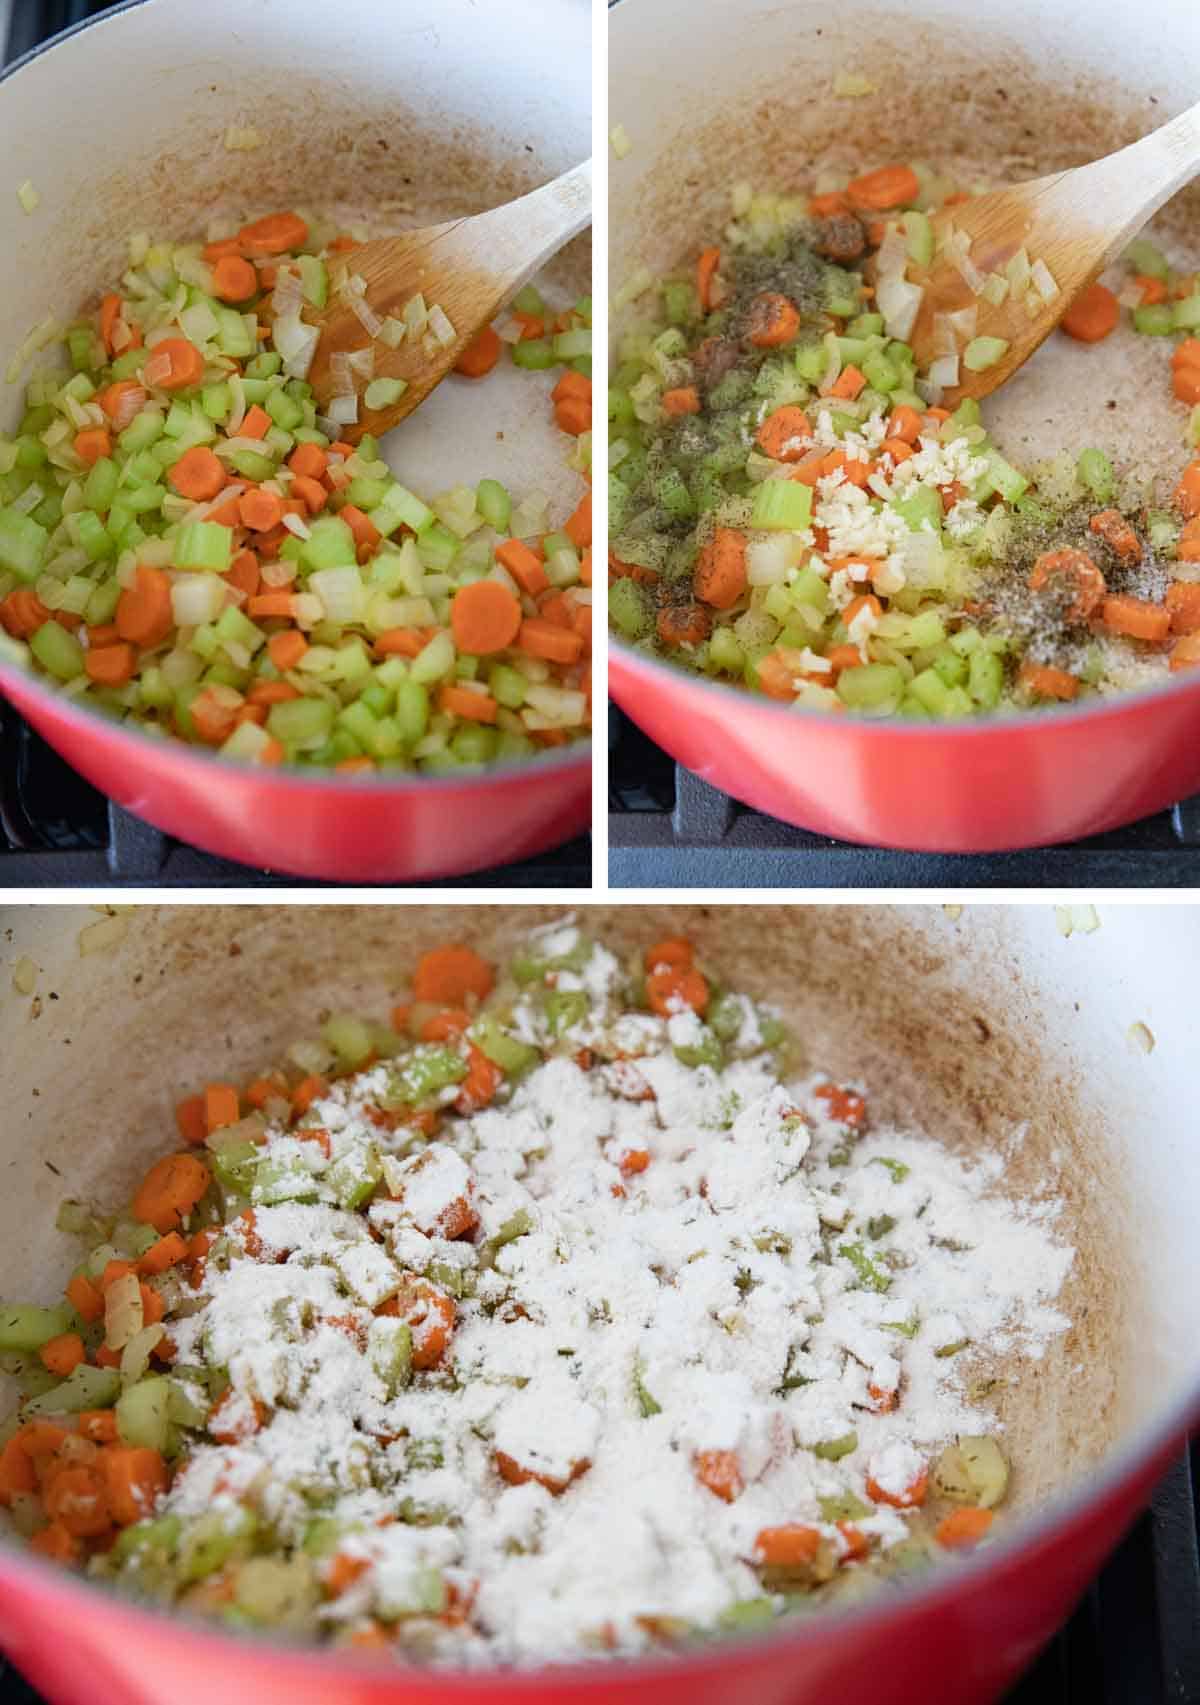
[609,710,1200,889]
[0,1437,1195,1702]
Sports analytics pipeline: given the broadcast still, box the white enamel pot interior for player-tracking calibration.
[0,0,589,854]
[0,903,1196,1700]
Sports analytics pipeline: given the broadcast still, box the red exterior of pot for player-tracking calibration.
[0,1420,1187,1705]
[0,667,590,882]
[611,646,1200,851]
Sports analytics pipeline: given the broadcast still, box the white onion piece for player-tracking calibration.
[272,310,320,379]
[875,224,908,279]
[170,574,227,628]
[330,351,354,393]
[327,393,359,426]
[876,274,924,342]
[948,246,987,294]
[347,347,376,380]
[928,354,960,388]
[349,294,383,337]
[948,305,978,340]
[931,313,957,358]
[1030,258,1059,302]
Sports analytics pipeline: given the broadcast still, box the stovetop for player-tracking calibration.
[1,1437,1196,1702]
[609,711,1200,889]
[0,1,590,891]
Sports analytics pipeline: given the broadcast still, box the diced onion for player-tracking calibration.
[327,393,359,426]
[609,123,633,159]
[104,1271,143,1351]
[378,316,406,348]
[282,512,312,540]
[170,574,227,627]
[347,347,376,380]
[931,313,957,358]
[349,294,383,338]
[876,274,924,342]
[928,354,960,388]
[1030,258,1059,302]
[427,305,455,347]
[875,225,909,281]
[330,351,354,394]
[948,306,978,341]
[272,310,320,380]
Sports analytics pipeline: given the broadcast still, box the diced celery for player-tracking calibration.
[511,338,556,371]
[1124,237,1169,280]
[836,662,904,712]
[812,1429,858,1461]
[214,603,266,653]
[968,647,1003,708]
[410,630,455,686]
[1173,295,1200,332]
[470,1014,540,1077]
[363,377,408,412]
[215,306,255,358]
[116,1374,171,1452]
[230,448,275,482]
[75,509,114,560]
[891,486,942,533]
[394,677,429,743]
[322,1013,374,1067]
[266,696,335,746]
[368,484,434,538]
[476,479,511,532]
[326,1146,381,1211]
[962,336,1009,373]
[0,507,48,582]
[751,480,812,531]
[30,621,84,681]
[902,209,934,267]
[179,1508,257,1582]
[0,1302,74,1353]
[977,446,1028,502]
[112,1513,181,1565]
[608,576,650,639]
[368,1317,412,1395]
[301,514,356,572]
[265,388,303,432]
[1133,304,1175,336]
[83,457,119,513]
[1077,447,1115,502]
[174,519,232,573]
[297,254,328,308]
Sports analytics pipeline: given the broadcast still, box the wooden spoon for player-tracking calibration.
[905,101,1200,407]
[304,159,592,444]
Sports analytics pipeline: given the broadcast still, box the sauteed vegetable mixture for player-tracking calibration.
[0,922,1072,1661]
[609,168,1200,715]
[0,212,592,770]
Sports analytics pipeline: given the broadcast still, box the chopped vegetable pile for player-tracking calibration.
[0,213,592,771]
[609,169,1200,715]
[0,920,1074,1661]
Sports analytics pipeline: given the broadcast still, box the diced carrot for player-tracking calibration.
[65,1273,104,1324]
[115,565,173,648]
[137,1232,187,1276]
[175,1094,207,1146]
[454,325,502,378]
[935,1507,994,1549]
[1166,579,1200,632]
[339,503,381,558]
[383,1277,456,1371]
[1170,631,1200,671]
[1061,283,1119,344]
[99,1259,135,1292]
[96,379,145,425]
[564,492,591,549]
[212,254,258,304]
[1101,594,1171,642]
[814,1083,868,1127]
[518,616,583,664]
[757,406,812,461]
[239,488,283,532]
[809,192,849,217]
[496,537,548,597]
[245,679,300,706]
[84,642,135,687]
[247,593,296,619]
[438,684,499,724]
[202,237,245,263]
[646,962,709,1017]
[1175,460,1200,519]
[1,587,51,640]
[879,437,915,464]
[694,1449,743,1503]
[1028,547,1106,621]
[866,1465,928,1509]
[829,364,866,400]
[746,292,801,348]
[237,212,308,255]
[1087,509,1141,566]
[266,628,308,671]
[373,627,428,659]
[169,444,225,501]
[412,945,494,1005]
[30,1523,80,1564]
[554,396,591,435]
[103,1447,169,1527]
[190,685,241,746]
[204,1083,240,1134]
[843,593,882,627]
[656,603,711,648]
[662,386,701,415]
[846,164,919,211]
[754,1525,821,1567]
[98,292,122,355]
[696,246,721,313]
[888,404,923,443]
[77,1411,119,1445]
[131,1153,210,1234]
[205,489,245,528]
[451,579,522,655]
[837,1522,870,1562]
[39,1333,85,1376]
[1017,661,1080,701]
[45,1465,111,1538]
[224,548,261,600]
[238,404,271,441]
[1134,274,1167,306]
[150,338,205,391]
[1173,364,1200,406]
[693,527,748,611]
[73,427,112,467]
[455,1043,504,1116]
[17,1421,71,1457]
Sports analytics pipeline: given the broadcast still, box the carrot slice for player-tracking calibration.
[935,1508,994,1549]
[169,445,225,501]
[454,326,501,378]
[149,338,205,391]
[694,1449,742,1503]
[696,246,721,312]
[846,164,919,211]
[495,537,548,598]
[131,1153,210,1234]
[212,254,258,304]
[451,579,522,655]
[656,603,711,648]
[84,642,135,687]
[73,427,112,467]
[1027,548,1106,622]
[115,565,173,648]
[693,527,748,610]
[756,406,812,461]
[746,293,801,348]
[287,442,328,481]
[518,616,583,664]
[1100,594,1171,642]
[1017,661,1080,701]
[1061,283,1119,344]
[237,211,309,255]
[662,386,701,416]
[438,684,499,724]
[412,945,494,1004]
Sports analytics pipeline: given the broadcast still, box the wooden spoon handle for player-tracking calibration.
[456,158,593,297]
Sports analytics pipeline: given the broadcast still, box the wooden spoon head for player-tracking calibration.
[305,222,509,443]
[907,176,1110,407]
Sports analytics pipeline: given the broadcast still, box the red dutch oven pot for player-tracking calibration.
[0,0,590,881]
[0,902,1196,1704]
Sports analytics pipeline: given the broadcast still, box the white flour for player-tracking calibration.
[153,922,1074,1664]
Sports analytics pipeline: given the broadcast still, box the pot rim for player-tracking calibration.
[610,631,1200,740]
[0,0,591,801]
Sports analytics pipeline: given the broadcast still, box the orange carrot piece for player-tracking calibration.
[563,491,592,550]
[551,369,592,405]
[103,1447,169,1527]
[746,292,801,348]
[1087,509,1141,565]
[212,254,258,304]
[756,406,812,461]
[829,364,866,400]
[846,164,919,211]
[1061,283,1119,344]
[809,192,849,217]
[1101,594,1171,642]
[169,445,225,501]
[204,1083,240,1134]
[1170,631,1200,670]
[1017,661,1080,701]
[495,537,549,598]
[175,1094,207,1146]
[151,337,205,391]
[693,527,748,610]
[1166,579,1200,632]
[237,211,309,255]
[412,945,494,1005]
[694,1449,743,1503]
[115,565,173,648]
[866,1465,928,1509]
[888,404,923,443]
[45,1465,112,1538]
[78,1410,119,1444]
[518,616,583,664]
[292,1075,328,1115]
[73,427,112,467]
[137,1233,187,1276]
[696,246,721,312]
[936,1507,994,1549]
[98,293,122,355]
[1175,460,1200,518]
[656,603,711,648]
[451,579,522,655]
[1134,274,1167,306]
[267,628,308,670]
[454,326,502,378]
[373,627,428,659]
[754,1525,822,1568]
[1173,364,1200,406]
[247,592,296,619]
[95,379,145,425]
[224,548,261,600]
[339,503,381,557]
[287,442,328,481]
[84,642,136,687]
[65,1273,104,1324]
[238,404,271,441]
[646,962,709,1017]
[554,396,591,435]
[1,587,50,640]
[131,1153,210,1234]
[290,474,327,515]
[40,1332,85,1377]
[662,386,701,416]
[202,237,245,263]
[1028,547,1106,621]
[437,684,499,724]
[455,1043,504,1116]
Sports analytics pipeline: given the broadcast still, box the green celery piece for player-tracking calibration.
[30,621,85,681]
[368,484,434,539]
[116,1375,171,1451]
[892,486,942,533]
[836,663,904,712]
[470,1015,540,1077]
[0,1303,75,1354]
[608,576,650,639]
[179,1508,257,1582]
[385,1044,468,1105]
[719,1600,776,1634]
[326,1148,381,1210]
[674,1026,724,1070]
[543,989,589,1035]
[475,478,511,532]
[511,338,556,371]
[298,254,328,308]
[479,1208,533,1269]
[210,1139,260,1196]
[83,456,119,514]
[368,1317,412,1395]
[634,1359,662,1417]
[174,519,231,573]
[112,1512,182,1565]
[266,697,335,746]
[818,1490,871,1523]
[751,480,812,531]
[837,1241,892,1292]
[0,507,48,582]
[812,1429,858,1461]
[871,1156,909,1182]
